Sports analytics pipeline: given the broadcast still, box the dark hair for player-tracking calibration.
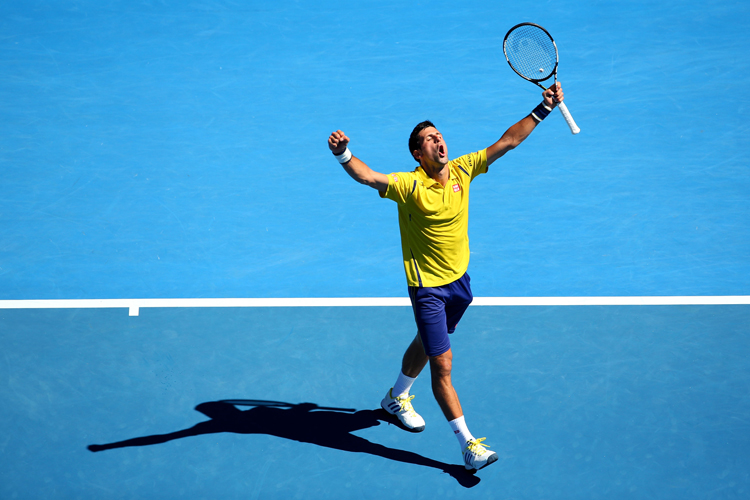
[408,120,435,162]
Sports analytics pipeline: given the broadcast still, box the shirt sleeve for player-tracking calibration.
[379,172,416,204]
[451,149,488,181]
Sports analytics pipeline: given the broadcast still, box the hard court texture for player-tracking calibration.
[1,1,749,498]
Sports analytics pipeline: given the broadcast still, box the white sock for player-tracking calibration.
[392,371,417,397]
[449,415,474,449]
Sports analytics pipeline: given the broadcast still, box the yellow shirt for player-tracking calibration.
[381,149,488,287]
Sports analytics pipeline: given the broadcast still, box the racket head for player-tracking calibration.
[503,22,558,84]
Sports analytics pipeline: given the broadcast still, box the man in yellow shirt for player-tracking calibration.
[327,83,564,471]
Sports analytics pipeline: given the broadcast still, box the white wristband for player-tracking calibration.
[333,147,352,164]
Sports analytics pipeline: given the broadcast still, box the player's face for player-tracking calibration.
[415,127,449,168]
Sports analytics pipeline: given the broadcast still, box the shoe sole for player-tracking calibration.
[465,452,498,471]
[379,402,426,432]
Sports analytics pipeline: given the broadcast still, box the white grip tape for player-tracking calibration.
[557,102,580,135]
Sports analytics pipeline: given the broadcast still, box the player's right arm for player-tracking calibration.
[328,130,389,193]
[485,83,564,167]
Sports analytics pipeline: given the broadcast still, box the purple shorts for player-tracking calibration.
[408,273,473,357]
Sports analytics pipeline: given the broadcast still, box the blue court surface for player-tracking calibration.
[1,0,749,498]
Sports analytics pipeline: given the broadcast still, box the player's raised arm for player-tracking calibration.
[486,83,564,167]
[328,130,390,193]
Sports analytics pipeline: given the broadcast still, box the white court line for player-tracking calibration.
[0,296,748,316]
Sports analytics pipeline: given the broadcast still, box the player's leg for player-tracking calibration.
[431,272,473,421]
[438,273,497,470]
[401,331,429,378]
[380,286,446,432]
[429,347,497,470]
[428,348,462,420]
[381,332,429,432]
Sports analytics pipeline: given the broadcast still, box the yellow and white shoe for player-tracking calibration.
[380,388,426,432]
[463,438,498,470]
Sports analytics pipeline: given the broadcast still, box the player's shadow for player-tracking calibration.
[87,399,480,488]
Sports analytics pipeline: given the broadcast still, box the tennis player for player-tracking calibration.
[328,83,564,471]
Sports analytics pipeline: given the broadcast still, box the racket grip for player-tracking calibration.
[557,101,580,135]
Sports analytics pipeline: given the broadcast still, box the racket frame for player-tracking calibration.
[503,22,559,85]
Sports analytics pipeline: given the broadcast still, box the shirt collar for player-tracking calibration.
[415,164,458,187]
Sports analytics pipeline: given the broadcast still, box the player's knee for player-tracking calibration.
[429,350,453,378]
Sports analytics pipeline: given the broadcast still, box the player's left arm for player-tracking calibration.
[328,130,389,192]
[485,83,564,167]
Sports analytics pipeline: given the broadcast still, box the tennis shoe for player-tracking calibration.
[463,437,498,470]
[380,388,426,432]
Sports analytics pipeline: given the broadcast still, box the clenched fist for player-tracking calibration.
[328,130,350,155]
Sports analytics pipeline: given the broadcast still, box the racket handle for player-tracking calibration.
[557,101,580,135]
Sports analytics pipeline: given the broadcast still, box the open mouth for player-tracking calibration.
[438,144,446,158]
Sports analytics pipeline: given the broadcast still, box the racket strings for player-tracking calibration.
[505,25,557,81]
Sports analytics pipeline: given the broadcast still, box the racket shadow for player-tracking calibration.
[87,399,480,488]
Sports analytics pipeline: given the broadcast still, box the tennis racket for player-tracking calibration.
[503,22,580,135]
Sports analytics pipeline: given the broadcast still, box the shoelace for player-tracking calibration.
[465,437,491,455]
[395,394,417,415]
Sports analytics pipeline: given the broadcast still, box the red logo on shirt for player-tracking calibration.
[452,183,460,192]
